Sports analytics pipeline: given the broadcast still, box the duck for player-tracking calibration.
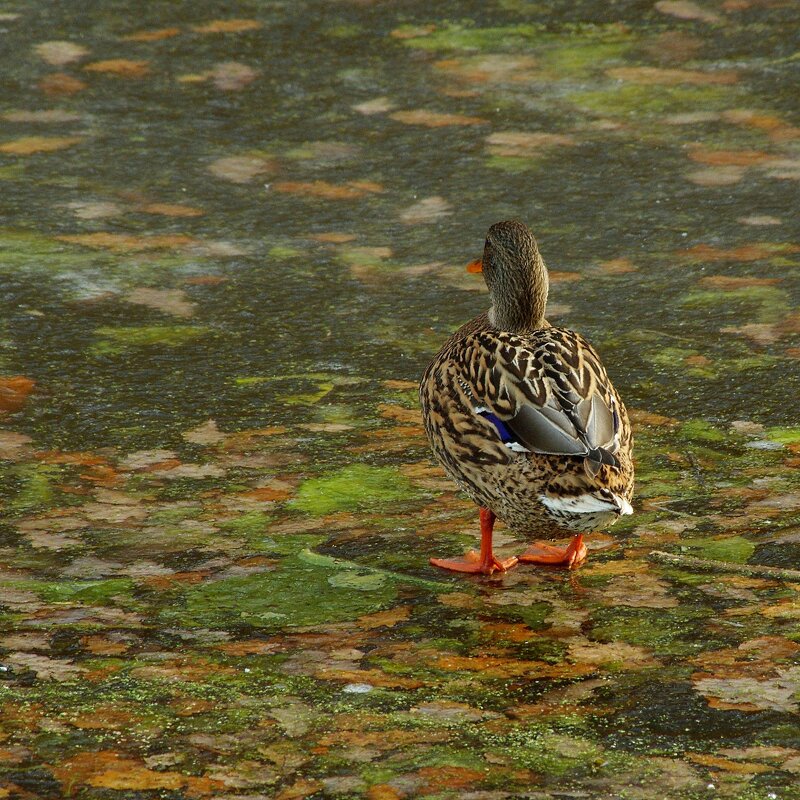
[419,220,634,574]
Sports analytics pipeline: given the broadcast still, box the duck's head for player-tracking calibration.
[470,220,548,332]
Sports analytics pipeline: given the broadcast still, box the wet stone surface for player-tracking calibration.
[0,1,799,798]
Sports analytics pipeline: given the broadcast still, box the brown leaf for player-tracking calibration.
[122,27,182,42]
[4,109,83,123]
[654,0,722,23]
[139,202,204,217]
[356,605,411,629]
[308,231,358,243]
[485,130,574,157]
[629,408,680,427]
[275,779,325,800]
[39,72,87,95]
[0,136,83,155]
[699,275,781,290]
[680,242,800,261]
[192,19,262,34]
[687,166,746,186]
[686,753,770,773]
[210,61,258,91]
[549,271,582,283]
[416,766,485,792]
[389,109,487,127]
[57,232,196,251]
[208,154,275,183]
[33,41,89,66]
[83,59,150,78]
[390,24,436,39]
[125,287,196,318]
[608,66,737,85]
[367,786,404,800]
[598,257,638,274]
[688,148,774,166]
[0,376,35,413]
[81,634,129,656]
[377,403,422,424]
[273,180,384,200]
[182,419,227,445]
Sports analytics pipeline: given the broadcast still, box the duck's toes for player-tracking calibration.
[518,534,587,569]
[430,550,518,575]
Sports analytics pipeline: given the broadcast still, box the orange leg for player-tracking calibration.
[518,533,588,570]
[430,508,518,575]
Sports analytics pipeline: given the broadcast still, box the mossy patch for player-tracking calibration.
[170,551,399,629]
[681,535,756,564]
[292,464,423,515]
[568,83,738,118]
[397,23,542,52]
[91,325,210,355]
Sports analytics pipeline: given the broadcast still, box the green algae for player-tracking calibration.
[680,286,790,324]
[291,464,424,515]
[170,552,399,629]
[766,426,800,445]
[91,324,210,355]
[568,83,738,117]
[681,535,756,564]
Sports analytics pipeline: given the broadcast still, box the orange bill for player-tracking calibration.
[466,258,483,273]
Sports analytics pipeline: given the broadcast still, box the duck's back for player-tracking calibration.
[420,314,634,535]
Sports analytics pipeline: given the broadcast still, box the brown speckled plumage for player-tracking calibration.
[420,221,634,555]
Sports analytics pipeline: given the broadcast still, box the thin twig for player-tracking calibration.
[647,550,800,582]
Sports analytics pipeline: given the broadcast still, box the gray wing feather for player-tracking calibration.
[506,405,586,455]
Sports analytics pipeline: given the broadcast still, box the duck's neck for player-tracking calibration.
[489,251,549,332]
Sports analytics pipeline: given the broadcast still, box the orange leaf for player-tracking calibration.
[628,408,679,427]
[39,72,87,95]
[275,779,325,800]
[139,202,204,217]
[356,605,411,629]
[308,232,358,243]
[680,242,800,262]
[83,59,150,77]
[216,639,279,655]
[0,136,83,155]
[367,786,404,800]
[598,258,638,274]
[57,232,195,251]
[686,753,771,773]
[416,766,485,792]
[192,19,262,34]
[273,180,383,200]
[688,148,774,166]
[122,27,181,41]
[0,376,35,413]
[389,109,488,127]
[549,270,582,283]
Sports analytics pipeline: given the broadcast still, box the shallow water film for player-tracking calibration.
[1,1,800,798]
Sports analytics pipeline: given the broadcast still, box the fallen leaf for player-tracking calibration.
[399,196,452,224]
[182,419,227,445]
[655,0,722,23]
[0,136,83,155]
[356,605,411,629]
[598,257,638,274]
[416,766,485,792]
[273,180,384,200]
[275,778,325,800]
[390,24,436,39]
[485,130,574,157]
[629,408,680,427]
[0,376,35,413]
[686,753,770,774]
[125,287,196,318]
[688,148,774,166]
[687,166,746,186]
[139,202,204,217]
[192,19,262,34]
[33,40,89,65]
[680,242,800,262]
[57,232,196,251]
[122,27,182,42]
[67,200,124,219]
[4,109,83,123]
[5,652,84,681]
[699,275,781,290]
[608,66,737,85]
[83,59,150,77]
[389,109,487,127]
[738,215,782,226]
[353,97,395,115]
[211,61,258,90]
[207,155,275,183]
[39,72,87,95]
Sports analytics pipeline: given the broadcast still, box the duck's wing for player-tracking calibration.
[459,327,623,475]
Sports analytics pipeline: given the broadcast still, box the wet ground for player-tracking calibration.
[1,1,799,798]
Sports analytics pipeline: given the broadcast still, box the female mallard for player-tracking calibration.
[420,220,633,574]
